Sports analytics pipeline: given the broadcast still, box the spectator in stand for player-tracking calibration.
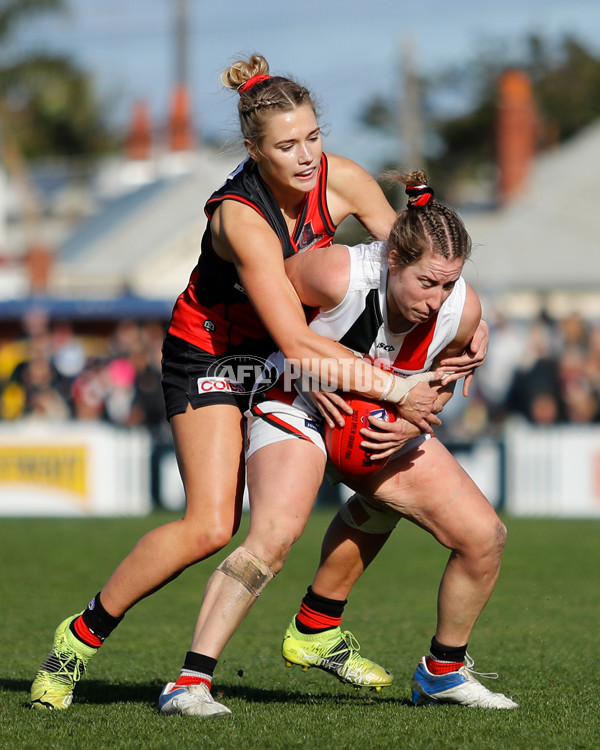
[504,314,566,425]
[51,321,87,400]
[128,343,167,438]
[474,311,527,428]
[8,345,70,421]
[559,343,600,423]
[70,359,107,421]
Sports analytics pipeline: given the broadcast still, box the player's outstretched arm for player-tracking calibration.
[439,284,487,396]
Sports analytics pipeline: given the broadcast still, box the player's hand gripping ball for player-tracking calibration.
[325,393,396,479]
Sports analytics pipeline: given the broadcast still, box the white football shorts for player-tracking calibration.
[245,397,430,477]
[245,397,326,461]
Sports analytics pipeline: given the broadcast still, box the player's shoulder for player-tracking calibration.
[215,194,276,233]
[451,282,481,348]
[463,282,482,321]
[325,153,381,212]
[325,152,372,181]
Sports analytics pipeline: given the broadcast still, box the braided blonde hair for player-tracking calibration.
[221,54,317,145]
[386,170,472,268]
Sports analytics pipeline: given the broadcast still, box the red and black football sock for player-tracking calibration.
[426,636,467,675]
[175,651,217,689]
[70,592,124,648]
[295,586,347,634]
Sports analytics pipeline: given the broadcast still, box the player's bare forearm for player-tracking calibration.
[441,320,488,396]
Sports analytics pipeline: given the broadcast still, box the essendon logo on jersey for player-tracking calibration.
[297,222,324,252]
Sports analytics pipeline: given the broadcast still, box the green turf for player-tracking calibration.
[1,509,599,749]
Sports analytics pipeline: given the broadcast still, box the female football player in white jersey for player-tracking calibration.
[157,171,516,715]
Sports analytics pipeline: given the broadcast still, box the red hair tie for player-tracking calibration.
[238,74,272,93]
[406,184,434,208]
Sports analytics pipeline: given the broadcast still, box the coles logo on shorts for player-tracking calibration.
[205,355,279,395]
[197,377,246,394]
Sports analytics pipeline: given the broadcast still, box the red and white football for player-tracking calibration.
[324,393,396,479]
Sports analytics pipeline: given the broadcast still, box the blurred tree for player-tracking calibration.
[0,0,65,38]
[0,57,115,158]
[0,0,115,159]
[360,95,397,134]
[359,34,600,197]
[428,34,600,191]
[0,1,116,253]
[528,35,600,142]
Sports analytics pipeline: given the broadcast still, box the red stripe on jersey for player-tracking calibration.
[317,156,336,235]
[204,193,267,222]
[392,313,439,370]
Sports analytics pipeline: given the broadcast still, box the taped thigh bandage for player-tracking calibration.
[339,493,401,535]
[216,546,275,597]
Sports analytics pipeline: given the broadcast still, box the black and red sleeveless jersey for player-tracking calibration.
[167,154,337,358]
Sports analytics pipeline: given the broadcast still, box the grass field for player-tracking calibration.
[1,508,599,749]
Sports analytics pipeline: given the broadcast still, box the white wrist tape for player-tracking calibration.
[382,371,437,405]
[379,372,396,401]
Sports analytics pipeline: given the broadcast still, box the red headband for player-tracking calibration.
[406,184,435,208]
[238,74,273,93]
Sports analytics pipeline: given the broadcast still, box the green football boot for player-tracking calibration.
[282,618,392,690]
[30,614,97,710]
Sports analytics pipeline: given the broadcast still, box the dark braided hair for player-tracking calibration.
[385,170,471,268]
[221,54,317,146]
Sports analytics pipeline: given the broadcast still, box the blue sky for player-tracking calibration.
[7,0,600,169]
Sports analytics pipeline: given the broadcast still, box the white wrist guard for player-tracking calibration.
[382,371,437,405]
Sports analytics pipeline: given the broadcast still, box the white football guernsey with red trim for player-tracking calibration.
[309,241,466,376]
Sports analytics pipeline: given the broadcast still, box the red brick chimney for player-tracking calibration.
[167,85,195,152]
[125,100,152,160]
[25,243,53,294]
[497,70,538,205]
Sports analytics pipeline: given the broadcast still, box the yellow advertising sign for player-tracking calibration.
[0,445,87,498]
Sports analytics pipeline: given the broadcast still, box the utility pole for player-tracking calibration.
[174,0,189,88]
[168,0,195,151]
[399,37,423,171]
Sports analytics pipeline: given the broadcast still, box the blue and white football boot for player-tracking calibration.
[159,682,232,717]
[412,655,518,709]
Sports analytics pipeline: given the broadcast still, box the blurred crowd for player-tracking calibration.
[0,308,169,441]
[1,308,600,443]
[443,309,600,441]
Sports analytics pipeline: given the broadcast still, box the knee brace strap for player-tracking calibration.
[216,547,275,597]
[339,493,401,535]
